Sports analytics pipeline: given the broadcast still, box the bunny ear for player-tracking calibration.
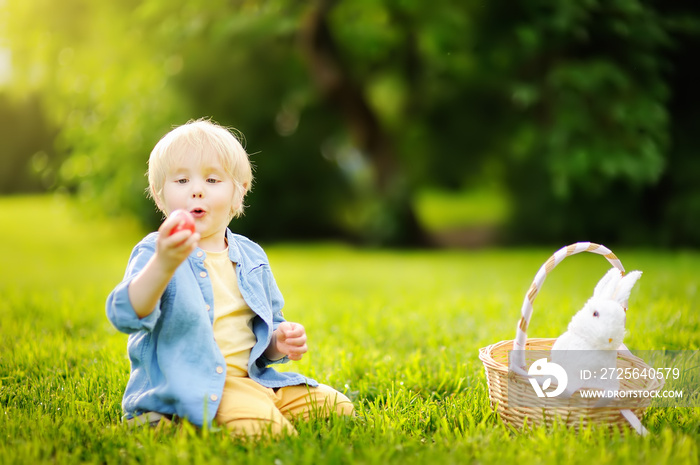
[593,268,623,300]
[612,270,642,307]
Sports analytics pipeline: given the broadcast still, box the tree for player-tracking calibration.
[466,0,677,244]
[299,0,427,245]
[2,0,699,246]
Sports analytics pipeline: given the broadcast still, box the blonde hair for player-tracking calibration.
[147,118,253,219]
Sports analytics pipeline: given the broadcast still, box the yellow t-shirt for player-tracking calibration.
[203,248,257,377]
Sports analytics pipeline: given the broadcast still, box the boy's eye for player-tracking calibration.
[177,179,188,184]
[206,178,220,183]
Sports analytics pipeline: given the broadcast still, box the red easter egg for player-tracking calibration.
[168,209,196,235]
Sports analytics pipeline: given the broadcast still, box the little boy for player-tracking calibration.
[106,119,354,436]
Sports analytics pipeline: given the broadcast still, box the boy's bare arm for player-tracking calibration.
[128,216,200,319]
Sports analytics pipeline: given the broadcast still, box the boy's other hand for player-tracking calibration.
[274,322,308,361]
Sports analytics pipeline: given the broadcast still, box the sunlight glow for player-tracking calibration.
[0,48,11,85]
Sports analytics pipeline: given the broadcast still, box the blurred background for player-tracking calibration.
[0,0,698,248]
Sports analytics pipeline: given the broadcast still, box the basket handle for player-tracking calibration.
[509,242,625,373]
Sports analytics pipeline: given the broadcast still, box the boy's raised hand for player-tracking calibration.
[127,216,200,319]
[272,322,308,361]
[156,214,200,273]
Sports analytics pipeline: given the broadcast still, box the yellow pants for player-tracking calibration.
[214,376,354,437]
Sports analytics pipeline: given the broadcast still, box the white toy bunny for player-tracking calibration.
[550,267,642,396]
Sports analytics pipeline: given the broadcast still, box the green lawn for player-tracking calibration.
[1,195,699,464]
[415,185,510,229]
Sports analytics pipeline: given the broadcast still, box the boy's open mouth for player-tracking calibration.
[191,208,206,218]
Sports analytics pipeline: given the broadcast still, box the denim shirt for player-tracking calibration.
[106,228,317,427]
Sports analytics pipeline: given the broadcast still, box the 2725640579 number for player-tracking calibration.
[598,367,680,380]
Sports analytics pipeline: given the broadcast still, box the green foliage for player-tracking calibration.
[1,0,700,245]
[327,0,495,188]
[2,0,192,224]
[0,93,59,193]
[138,0,354,239]
[497,0,671,188]
[467,0,700,245]
[1,195,700,463]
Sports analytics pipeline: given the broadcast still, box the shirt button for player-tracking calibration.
[197,251,203,258]
[200,271,207,278]
[210,394,218,401]
[216,366,224,374]
[205,305,211,311]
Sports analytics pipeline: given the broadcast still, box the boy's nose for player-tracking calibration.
[190,181,205,198]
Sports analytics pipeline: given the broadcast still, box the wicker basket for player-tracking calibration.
[478,242,664,433]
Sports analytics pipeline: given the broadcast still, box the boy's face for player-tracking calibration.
[160,150,240,251]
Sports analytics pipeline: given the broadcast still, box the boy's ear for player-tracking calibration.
[230,182,248,217]
[235,182,248,205]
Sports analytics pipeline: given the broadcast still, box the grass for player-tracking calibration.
[415,185,510,230]
[1,194,699,464]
